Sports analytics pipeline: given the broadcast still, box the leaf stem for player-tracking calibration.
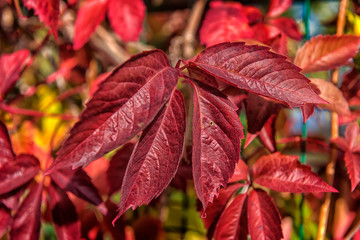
[316,0,348,239]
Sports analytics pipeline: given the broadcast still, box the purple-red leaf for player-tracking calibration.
[214,193,247,240]
[0,50,30,100]
[50,167,107,214]
[247,189,283,240]
[252,152,338,193]
[191,81,244,210]
[202,183,245,239]
[107,0,145,42]
[294,35,360,73]
[0,121,15,166]
[0,154,40,195]
[199,1,253,47]
[73,0,108,50]
[266,0,292,18]
[10,182,43,240]
[333,122,360,191]
[48,50,179,172]
[114,90,186,221]
[48,183,81,240]
[107,143,135,195]
[189,42,326,108]
[23,0,59,38]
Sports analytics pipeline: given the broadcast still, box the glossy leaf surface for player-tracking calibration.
[0,154,40,195]
[199,1,253,47]
[10,182,43,240]
[294,35,360,73]
[191,81,244,210]
[23,0,59,38]
[247,189,283,240]
[107,0,146,42]
[0,50,30,100]
[73,0,108,50]
[48,50,179,171]
[190,42,326,107]
[252,153,338,193]
[48,183,81,240]
[214,193,247,240]
[266,0,292,17]
[114,90,186,220]
[50,167,106,214]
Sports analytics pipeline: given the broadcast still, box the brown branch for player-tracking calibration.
[316,0,348,239]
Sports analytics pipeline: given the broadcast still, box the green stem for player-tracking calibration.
[300,1,311,239]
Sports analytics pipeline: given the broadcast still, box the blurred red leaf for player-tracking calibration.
[0,204,11,236]
[47,57,78,83]
[333,122,360,191]
[50,167,107,215]
[0,50,30,100]
[107,143,135,195]
[0,154,40,195]
[10,182,43,240]
[294,35,360,73]
[191,81,244,210]
[47,50,179,172]
[200,1,253,47]
[89,72,111,97]
[0,121,15,166]
[23,0,59,38]
[48,183,81,240]
[114,90,186,220]
[73,0,108,50]
[243,6,263,24]
[309,78,351,116]
[107,0,145,42]
[247,189,283,240]
[266,0,292,18]
[252,152,338,193]
[202,183,244,239]
[190,42,326,108]
[214,193,247,240]
[268,17,302,40]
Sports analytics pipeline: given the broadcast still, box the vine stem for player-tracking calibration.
[316,0,348,239]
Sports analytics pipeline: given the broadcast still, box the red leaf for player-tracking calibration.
[245,93,281,134]
[10,182,43,240]
[48,50,179,172]
[294,35,360,73]
[48,183,81,240]
[89,72,111,97]
[0,204,11,236]
[252,152,338,193]
[214,193,247,240]
[266,0,292,18]
[301,104,315,123]
[191,81,244,210]
[200,1,253,47]
[73,0,108,50]
[189,42,326,108]
[202,183,244,239]
[0,121,15,166]
[229,159,249,183]
[0,50,30,100]
[23,0,59,38]
[268,18,302,40]
[50,167,107,214]
[47,57,78,83]
[243,6,263,24]
[0,154,40,195]
[247,189,283,240]
[268,33,288,55]
[252,23,281,43]
[333,122,360,191]
[258,114,277,152]
[107,143,135,195]
[107,0,146,42]
[114,90,186,220]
